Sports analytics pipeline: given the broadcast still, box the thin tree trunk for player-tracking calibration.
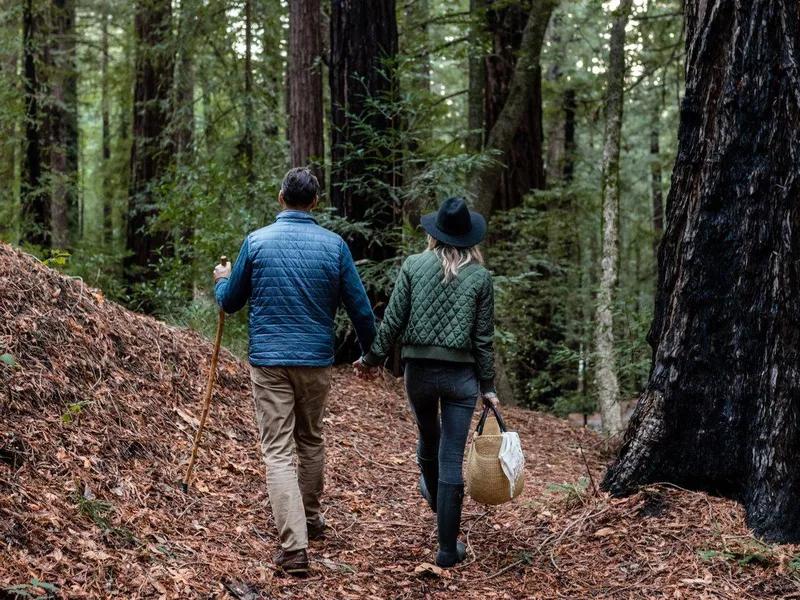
[593,0,632,437]
[466,0,556,220]
[402,0,430,230]
[21,0,47,247]
[650,126,664,263]
[244,0,254,190]
[603,0,800,543]
[48,0,78,250]
[173,0,195,161]
[101,3,112,245]
[329,0,398,261]
[466,0,485,154]
[0,1,18,242]
[125,0,174,287]
[288,0,324,188]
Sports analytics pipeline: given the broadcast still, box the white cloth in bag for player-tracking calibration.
[498,431,525,498]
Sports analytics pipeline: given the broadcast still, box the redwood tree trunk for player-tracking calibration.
[288,0,324,188]
[603,0,800,543]
[125,0,173,286]
[483,0,546,212]
[329,0,398,261]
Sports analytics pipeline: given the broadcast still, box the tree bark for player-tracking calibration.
[466,0,556,220]
[47,0,79,250]
[593,0,632,437]
[288,0,324,188]
[21,0,47,247]
[329,0,398,261]
[603,0,800,543]
[482,0,546,212]
[125,0,173,286]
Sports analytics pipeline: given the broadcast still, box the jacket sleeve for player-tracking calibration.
[339,239,377,356]
[215,236,252,314]
[473,270,496,393]
[363,263,411,367]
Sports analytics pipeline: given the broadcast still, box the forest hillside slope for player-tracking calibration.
[0,243,797,599]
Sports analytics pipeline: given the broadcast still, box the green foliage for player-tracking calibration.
[0,352,16,368]
[61,399,93,424]
[42,249,70,267]
[3,578,59,600]
[543,477,591,507]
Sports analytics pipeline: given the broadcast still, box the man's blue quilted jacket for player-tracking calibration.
[215,210,376,366]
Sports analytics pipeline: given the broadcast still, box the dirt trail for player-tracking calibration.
[1,243,797,599]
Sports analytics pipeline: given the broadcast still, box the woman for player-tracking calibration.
[357,197,498,568]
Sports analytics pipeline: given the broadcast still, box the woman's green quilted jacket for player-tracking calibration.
[364,251,495,392]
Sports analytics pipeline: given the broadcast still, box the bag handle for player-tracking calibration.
[476,400,508,435]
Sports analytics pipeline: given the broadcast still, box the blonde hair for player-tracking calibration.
[427,235,484,283]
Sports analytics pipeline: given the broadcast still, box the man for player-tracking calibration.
[214,167,376,576]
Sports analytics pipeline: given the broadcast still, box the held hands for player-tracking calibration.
[352,357,377,381]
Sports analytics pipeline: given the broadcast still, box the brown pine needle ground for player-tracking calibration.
[1,243,798,599]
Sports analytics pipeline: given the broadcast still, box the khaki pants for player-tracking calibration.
[251,365,332,551]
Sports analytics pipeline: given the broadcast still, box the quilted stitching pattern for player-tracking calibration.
[221,211,375,366]
[371,252,496,381]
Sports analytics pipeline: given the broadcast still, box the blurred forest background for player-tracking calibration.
[0,0,684,424]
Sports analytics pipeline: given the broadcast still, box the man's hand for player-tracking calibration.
[352,357,377,380]
[482,392,500,409]
[214,261,232,282]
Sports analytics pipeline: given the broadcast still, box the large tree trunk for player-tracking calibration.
[329,0,398,261]
[593,0,632,436]
[546,89,576,184]
[603,0,800,543]
[21,0,47,247]
[125,0,173,286]
[483,0,546,212]
[288,0,324,188]
[47,0,79,250]
[466,0,556,219]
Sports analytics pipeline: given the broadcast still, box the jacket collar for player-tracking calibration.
[276,209,318,224]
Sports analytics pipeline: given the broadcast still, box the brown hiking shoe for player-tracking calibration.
[307,515,326,541]
[274,548,309,576]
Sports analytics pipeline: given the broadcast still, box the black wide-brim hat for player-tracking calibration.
[420,197,487,248]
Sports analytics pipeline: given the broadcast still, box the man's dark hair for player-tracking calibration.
[281,167,320,208]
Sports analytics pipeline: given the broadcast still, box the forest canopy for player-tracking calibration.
[0,0,684,416]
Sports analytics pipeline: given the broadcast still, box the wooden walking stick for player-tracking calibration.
[181,256,228,493]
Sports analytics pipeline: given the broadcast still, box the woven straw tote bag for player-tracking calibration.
[465,402,525,505]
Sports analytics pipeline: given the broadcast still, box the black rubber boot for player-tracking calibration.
[435,481,467,568]
[417,454,438,513]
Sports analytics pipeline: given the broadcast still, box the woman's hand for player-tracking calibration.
[352,357,377,381]
[482,392,500,409]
